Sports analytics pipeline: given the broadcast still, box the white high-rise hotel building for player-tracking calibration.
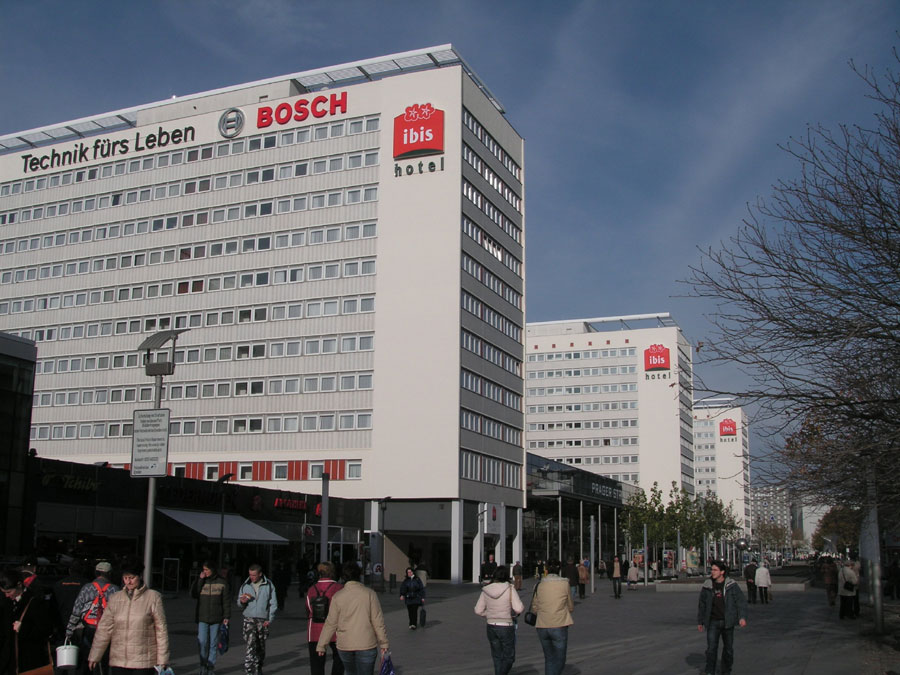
[0,46,525,582]
[525,314,695,495]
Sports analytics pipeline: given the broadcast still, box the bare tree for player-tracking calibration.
[686,48,900,522]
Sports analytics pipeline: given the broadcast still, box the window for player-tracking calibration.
[347,462,362,479]
[239,464,253,480]
[274,463,288,480]
[205,464,219,480]
[309,463,324,479]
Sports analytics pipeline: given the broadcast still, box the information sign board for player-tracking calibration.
[131,408,170,477]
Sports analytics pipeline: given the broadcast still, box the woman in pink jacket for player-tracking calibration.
[474,567,524,675]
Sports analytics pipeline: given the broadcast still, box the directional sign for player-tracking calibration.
[131,408,170,477]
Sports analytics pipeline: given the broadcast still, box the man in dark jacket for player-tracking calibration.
[743,559,758,604]
[697,560,748,675]
[65,561,120,675]
[192,561,231,675]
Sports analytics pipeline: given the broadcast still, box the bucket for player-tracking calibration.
[56,639,79,669]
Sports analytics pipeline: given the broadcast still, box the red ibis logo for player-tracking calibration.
[393,103,444,159]
[643,344,671,372]
[719,419,737,436]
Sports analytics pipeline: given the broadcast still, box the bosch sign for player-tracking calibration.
[256,92,348,129]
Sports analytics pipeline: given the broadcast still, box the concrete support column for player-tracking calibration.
[557,496,563,561]
[472,502,484,583]
[450,499,464,585]
[513,507,523,567]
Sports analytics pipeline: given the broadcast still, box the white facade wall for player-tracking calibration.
[0,48,526,516]
[524,316,695,496]
[693,401,751,535]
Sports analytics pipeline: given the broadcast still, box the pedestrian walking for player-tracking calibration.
[576,560,589,600]
[512,562,523,591]
[87,560,170,675]
[754,561,772,604]
[306,562,343,675]
[481,555,498,585]
[413,562,429,588]
[743,559,758,604]
[237,563,278,675]
[563,558,578,600]
[474,566,524,675]
[1,569,54,675]
[398,568,425,630]
[697,560,748,675]
[531,560,574,675]
[626,562,640,590]
[821,556,838,606]
[610,556,623,598]
[65,560,120,675]
[192,561,231,675]
[837,560,858,620]
[316,561,389,675]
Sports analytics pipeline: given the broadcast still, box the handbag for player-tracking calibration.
[379,651,395,675]
[216,622,230,655]
[15,598,54,675]
[843,581,855,592]
[523,580,539,626]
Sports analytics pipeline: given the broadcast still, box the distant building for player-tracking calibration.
[751,485,801,551]
[692,398,751,536]
[525,313,695,495]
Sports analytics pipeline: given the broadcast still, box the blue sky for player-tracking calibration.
[2,0,898,396]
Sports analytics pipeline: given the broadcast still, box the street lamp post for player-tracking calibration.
[136,328,189,587]
[217,473,235,570]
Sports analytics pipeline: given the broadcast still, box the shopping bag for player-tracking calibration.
[418,606,427,628]
[379,651,395,675]
[216,622,230,655]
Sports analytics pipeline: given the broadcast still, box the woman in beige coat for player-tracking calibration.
[88,561,169,675]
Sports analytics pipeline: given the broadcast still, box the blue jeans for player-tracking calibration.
[485,624,516,675]
[704,619,734,674]
[197,621,220,669]
[536,626,568,675]
[338,648,378,675]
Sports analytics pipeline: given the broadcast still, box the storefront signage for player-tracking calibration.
[274,497,308,511]
[21,126,196,174]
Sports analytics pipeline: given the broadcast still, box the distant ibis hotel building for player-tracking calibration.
[0,46,525,582]
[524,314,695,495]
[692,398,751,535]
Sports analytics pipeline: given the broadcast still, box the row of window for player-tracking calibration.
[35,371,373,408]
[462,108,521,181]
[531,437,639,448]
[194,459,363,482]
[527,400,638,414]
[460,329,522,376]
[463,144,521,212]
[34,333,373,377]
[460,449,522,489]
[460,408,522,446]
[558,455,639,465]
[462,180,521,245]
[526,365,638,379]
[528,418,638,431]
[1,114,381,199]
[527,348,637,361]
[1,200,376,262]
[526,383,638,396]
[461,291,522,342]
[31,409,373,441]
[462,216,521,276]
[460,369,521,411]
[4,257,376,317]
[462,253,521,309]
[11,293,376,344]
[1,143,379,227]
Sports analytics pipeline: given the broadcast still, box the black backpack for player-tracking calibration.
[310,585,330,623]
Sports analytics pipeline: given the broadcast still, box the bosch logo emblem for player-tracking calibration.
[218,108,245,138]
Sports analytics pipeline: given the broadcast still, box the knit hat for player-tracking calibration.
[95,561,112,574]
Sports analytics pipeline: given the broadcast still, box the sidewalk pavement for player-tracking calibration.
[159,577,900,674]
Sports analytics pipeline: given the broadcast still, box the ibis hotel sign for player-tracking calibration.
[644,344,672,380]
[393,103,445,177]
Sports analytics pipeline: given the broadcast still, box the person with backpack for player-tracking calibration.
[191,561,231,675]
[65,561,119,675]
[398,568,425,630]
[306,562,343,675]
[237,564,278,675]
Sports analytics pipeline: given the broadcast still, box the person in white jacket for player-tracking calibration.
[474,567,524,675]
[754,562,772,604]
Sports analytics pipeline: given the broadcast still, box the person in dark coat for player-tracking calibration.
[743,560,758,604]
[191,561,231,675]
[480,555,498,585]
[398,568,425,630]
[697,560,748,675]
[1,569,53,675]
[0,591,14,675]
[563,559,578,600]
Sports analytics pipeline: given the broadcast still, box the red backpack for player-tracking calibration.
[83,582,111,626]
